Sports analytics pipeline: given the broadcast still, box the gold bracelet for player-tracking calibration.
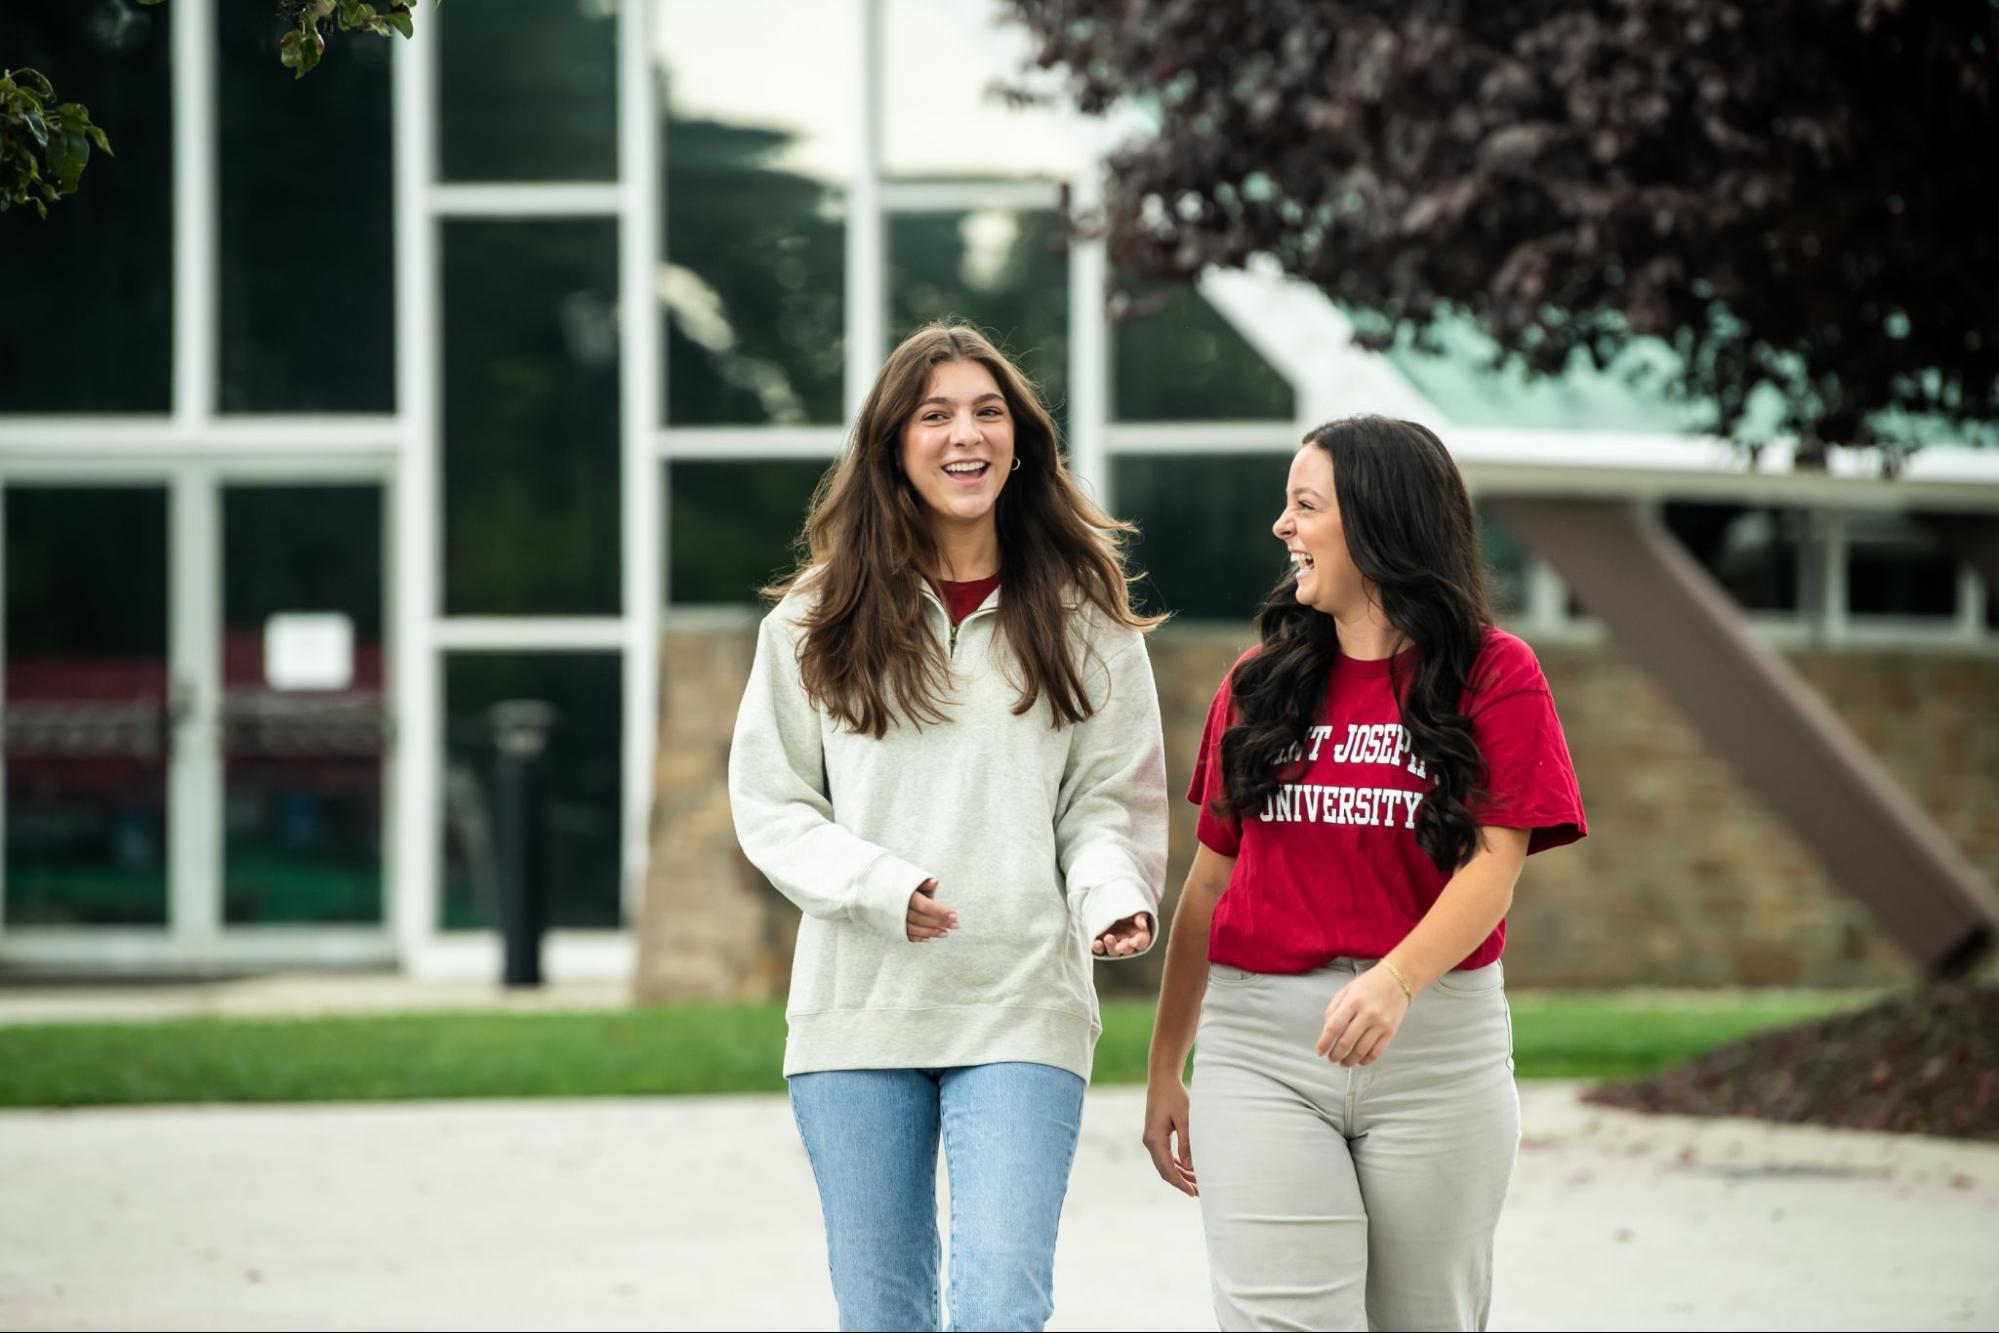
[1379,958,1413,1000]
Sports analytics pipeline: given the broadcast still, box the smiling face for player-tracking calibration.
[899,359,1016,532]
[1273,443,1364,615]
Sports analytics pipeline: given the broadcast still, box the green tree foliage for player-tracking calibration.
[1,0,431,214]
[0,65,111,216]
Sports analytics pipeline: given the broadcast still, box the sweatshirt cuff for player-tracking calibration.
[1078,879,1157,960]
[851,850,934,944]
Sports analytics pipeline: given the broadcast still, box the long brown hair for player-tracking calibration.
[767,322,1160,737]
[1219,417,1494,873]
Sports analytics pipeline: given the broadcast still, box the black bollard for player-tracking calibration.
[489,700,558,988]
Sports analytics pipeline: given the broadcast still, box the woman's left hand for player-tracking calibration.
[1092,912,1153,957]
[1315,964,1411,1067]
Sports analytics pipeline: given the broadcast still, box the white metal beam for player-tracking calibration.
[171,0,219,435]
[434,619,630,651]
[655,427,846,460]
[1066,159,1109,508]
[431,183,624,216]
[619,0,663,931]
[168,469,221,959]
[844,0,886,417]
[391,17,443,975]
[880,178,1063,214]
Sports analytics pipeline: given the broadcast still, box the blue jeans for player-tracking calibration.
[788,1062,1087,1332]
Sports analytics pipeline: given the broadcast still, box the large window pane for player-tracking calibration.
[216,7,392,413]
[1664,503,1806,613]
[1114,454,1290,622]
[5,487,170,925]
[659,0,849,426]
[443,653,623,931]
[1113,279,1295,422]
[1848,512,1958,619]
[882,0,1084,181]
[667,460,827,605]
[889,210,1068,419]
[0,1,171,412]
[443,220,621,615]
[221,486,386,926]
[438,0,617,182]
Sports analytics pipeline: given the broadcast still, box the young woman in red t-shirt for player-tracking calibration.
[1143,415,1587,1331]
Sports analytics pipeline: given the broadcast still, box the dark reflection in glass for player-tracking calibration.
[221,486,385,925]
[4,487,170,925]
[667,460,828,604]
[890,210,1069,422]
[1113,278,1294,421]
[438,0,617,182]
[1664,503,1805,612]
[217,6,393,413]
[1113,454,1290,622]
[657,0,852,426]
[0,1,171,412]
[443,219,621,615]
[443,653,623,931]
[1848,512,1958,619]
[663,118,846,426]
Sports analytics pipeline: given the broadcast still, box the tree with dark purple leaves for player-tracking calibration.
[1004,0,1998,461]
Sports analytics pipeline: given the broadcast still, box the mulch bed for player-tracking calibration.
[1583,985,1999,1142]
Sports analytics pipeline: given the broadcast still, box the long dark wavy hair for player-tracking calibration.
[767,322,1161,738]
[1218,416,1495,873]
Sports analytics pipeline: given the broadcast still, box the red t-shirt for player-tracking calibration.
[927,573,1001,625]
[1186,627,1585,974]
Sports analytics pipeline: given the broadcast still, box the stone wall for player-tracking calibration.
[634,616,1999,1002]
[632,620,797,1002]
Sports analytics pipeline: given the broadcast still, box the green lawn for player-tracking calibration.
[0,990,1875,1108]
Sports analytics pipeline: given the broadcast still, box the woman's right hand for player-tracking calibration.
[1142,1075,1198,1197]
[906,878,957,942]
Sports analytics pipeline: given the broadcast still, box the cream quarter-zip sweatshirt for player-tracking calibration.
[727,578,1168,1081]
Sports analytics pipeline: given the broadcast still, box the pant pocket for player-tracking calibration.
[1429,959,1505,996]
[1205,963,1268,990]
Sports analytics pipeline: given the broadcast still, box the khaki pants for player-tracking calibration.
[1190,957,1520,1331]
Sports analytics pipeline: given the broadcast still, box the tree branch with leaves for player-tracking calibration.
[2,0,434,216]
[0,66,111,217]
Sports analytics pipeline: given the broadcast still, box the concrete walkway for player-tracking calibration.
[2,1081,1995,1332]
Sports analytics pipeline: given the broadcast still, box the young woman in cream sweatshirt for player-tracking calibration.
[728,321,1168,1332]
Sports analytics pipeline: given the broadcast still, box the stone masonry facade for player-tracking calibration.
[635,617,1999,1002]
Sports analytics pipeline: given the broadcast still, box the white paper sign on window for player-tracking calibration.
[265,613,354,691]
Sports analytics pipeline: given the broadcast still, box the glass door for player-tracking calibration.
[2,476,391,958]
[220,483,388,927]
[3,486,173,927]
